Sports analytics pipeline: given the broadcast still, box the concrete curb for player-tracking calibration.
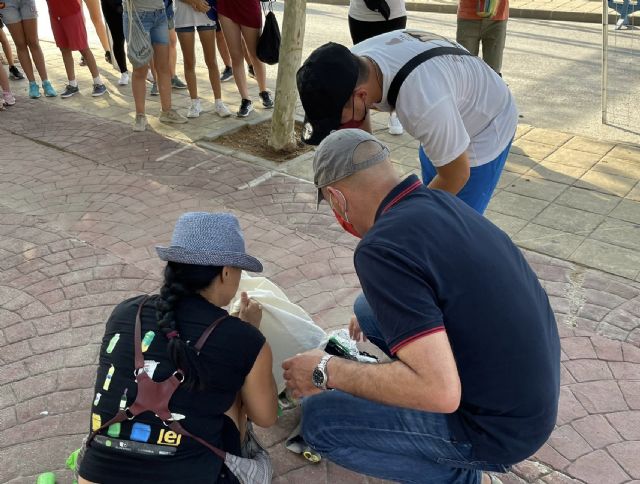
[307,0,623,24]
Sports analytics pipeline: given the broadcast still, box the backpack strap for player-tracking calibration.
[194,315,228,353]
[387,46,473,109]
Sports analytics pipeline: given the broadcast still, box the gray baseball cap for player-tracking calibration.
[313,129,390,207]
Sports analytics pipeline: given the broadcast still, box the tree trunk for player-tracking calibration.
[268,0,307,152]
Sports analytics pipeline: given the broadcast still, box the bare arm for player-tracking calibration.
[283,332,461,413]
[426,151,471,195]
[241,342,278,427]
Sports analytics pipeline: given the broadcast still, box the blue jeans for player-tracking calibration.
[123,8,169,45]
[301,294,508,483]
[419,138,513,215]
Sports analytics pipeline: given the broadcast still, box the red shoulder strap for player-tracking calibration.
[134,296,149,371]
[194,315,228,353]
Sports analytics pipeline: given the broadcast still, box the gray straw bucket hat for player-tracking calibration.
[155,212,263,272]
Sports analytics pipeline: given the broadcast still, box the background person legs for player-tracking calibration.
[479,19,506,75]
[83,0,111,59]
[100,0,128,84]
[0,27,24,79]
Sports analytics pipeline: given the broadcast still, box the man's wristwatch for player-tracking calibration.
[312,355,334,390]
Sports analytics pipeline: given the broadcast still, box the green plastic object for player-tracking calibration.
[35,472,56,484]
[66,448,81,483]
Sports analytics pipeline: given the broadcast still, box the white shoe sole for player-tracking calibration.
[187,111,201,119]
[388,127,404,135]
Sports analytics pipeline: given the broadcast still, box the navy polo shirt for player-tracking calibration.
[354,175,561,465]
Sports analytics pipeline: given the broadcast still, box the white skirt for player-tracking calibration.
[173,1,217,30]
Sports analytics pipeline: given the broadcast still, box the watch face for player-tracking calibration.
[312,368,325,388]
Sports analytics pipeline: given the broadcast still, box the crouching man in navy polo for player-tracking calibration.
[283,130,560,484]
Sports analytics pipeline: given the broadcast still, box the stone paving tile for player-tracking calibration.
[2,101,640,484]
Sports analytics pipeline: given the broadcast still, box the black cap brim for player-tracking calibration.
[302,114,342,146]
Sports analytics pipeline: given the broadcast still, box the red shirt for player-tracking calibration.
[46,0,82,18]
[458,0,509,20]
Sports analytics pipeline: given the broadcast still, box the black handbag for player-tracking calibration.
[257,1,280,65]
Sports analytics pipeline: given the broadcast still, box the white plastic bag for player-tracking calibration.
[230,273,327,391]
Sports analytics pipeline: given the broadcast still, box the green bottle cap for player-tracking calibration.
[36,472,56,484]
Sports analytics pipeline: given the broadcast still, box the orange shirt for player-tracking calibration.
[458,0,509,20]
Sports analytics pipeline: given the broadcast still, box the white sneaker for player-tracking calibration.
[388,112,404,135]
[133,113,147,132]
[214,99,232,118]
[187,99,202,118]
[146,70,155,83]
[118,72,130,86]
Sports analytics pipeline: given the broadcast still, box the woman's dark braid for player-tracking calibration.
[156,264,188,339]
[155,263,203,390]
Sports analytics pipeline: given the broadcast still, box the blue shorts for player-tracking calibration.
[419,139,513,214]
[0,0,37,25]
[123,8,169,46]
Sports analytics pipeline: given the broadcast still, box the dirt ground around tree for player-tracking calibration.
[214,121,313,162]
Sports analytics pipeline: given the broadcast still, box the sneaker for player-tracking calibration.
[214,99,232,118]
[29,81,40,99]
[60,84,79,98]
[150,82,159,96]
[133,113,147,132]
[388,112,404,135]
[92,83,107,97]
[237,98,253,117]
[187,98,202,118]
[79,56,86,66]
[146,70,155,83]
[8,65,24,80]
[220,66,233,82]
[42,80,57,97]
[171,75,187,89]
[248,64,256,79]
[118,72,130,86]
[3,91,16,106]
[105,51,112,64]
[615,17,629,29]
[159,108,188,124]
[259,91,274,109]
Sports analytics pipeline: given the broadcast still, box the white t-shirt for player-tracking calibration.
[351,30,518,167]
[174,0,216,29]
[349,0,407,22]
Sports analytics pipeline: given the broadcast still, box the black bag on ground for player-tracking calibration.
[257,2,280,65]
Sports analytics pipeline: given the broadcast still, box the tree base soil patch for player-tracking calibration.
[214,121,313,162]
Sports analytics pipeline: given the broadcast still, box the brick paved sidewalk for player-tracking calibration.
[1,101,639,484]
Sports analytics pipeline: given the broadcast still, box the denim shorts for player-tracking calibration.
[123,8,169,45]
[0,0,37,25]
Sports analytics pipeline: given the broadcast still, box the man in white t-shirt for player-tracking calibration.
[296,29,518,214]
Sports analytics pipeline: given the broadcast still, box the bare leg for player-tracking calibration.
[219,15,248,99]
[169,28,178,78]
[241,36,251,66]
[132,64,148,114]
[59,48,76,82]
[0,62,10,91]
[21,19,48,81]
[6,22,35,81]
[80,48,101,79]
[215,29,231,67]
[0,29,15,66]
[83,0,110,53]
[240,25,266,92]
[176,31,197,99]
[153,43,172,111]
[199,30,222,99]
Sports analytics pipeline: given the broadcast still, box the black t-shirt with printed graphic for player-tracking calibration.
[79,294,265,484]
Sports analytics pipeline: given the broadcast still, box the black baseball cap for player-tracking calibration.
[296,42,360,145]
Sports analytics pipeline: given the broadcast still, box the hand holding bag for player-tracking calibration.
[257,1,281,65]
